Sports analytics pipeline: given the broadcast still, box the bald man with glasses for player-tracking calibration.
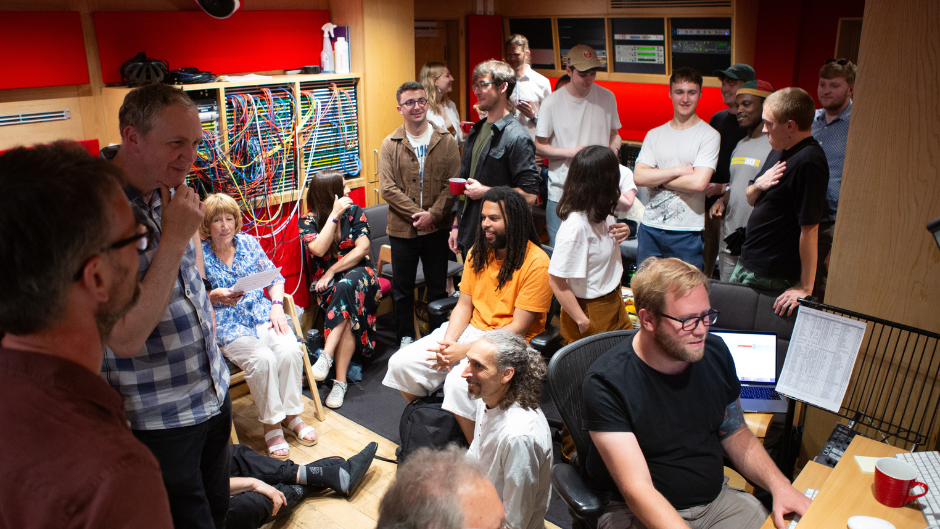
[380,80,460,347]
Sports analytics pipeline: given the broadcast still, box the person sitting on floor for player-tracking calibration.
[383,186,552,443]
[377,445,506,529]
[227,442,377,529]
[464,331,553,529]
[201,193,316,459]
[299,170,381,409]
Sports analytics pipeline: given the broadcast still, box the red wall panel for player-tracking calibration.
[93,10,330,84]
[467,14,506,121]
[0,12,89,89]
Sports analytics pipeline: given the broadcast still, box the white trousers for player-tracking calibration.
[382,322,486,421]
[223,323,304,424]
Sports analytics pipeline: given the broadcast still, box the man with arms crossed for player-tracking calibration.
[731,87,829,317]
[536,44,621,246]
[386,187,552,443]
[101,83,232,528]
[380,81,459,347]
[0,143,172,528]
[451,60,539,255]
[583,257,811,529]
[633,68,720,270]
[710,80,774,281]
[811,59,855,300]
[464,331,553,529]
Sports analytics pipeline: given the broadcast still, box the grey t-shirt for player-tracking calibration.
[720,134,773,250]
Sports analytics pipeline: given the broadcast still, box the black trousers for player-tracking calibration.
[389,230,451,339]
[227,444,344,529]
[134,393,232,529]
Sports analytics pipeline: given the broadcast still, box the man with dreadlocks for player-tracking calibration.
[384,186,552,443]
[463,330,553,529]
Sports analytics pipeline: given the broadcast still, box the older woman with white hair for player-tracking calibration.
[201,193,316,460]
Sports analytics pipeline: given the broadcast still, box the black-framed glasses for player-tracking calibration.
[72,223,153,281]
[658,309,719,331]
[400,98,428,108]
[471,81,496,91]
[825,58,850,65]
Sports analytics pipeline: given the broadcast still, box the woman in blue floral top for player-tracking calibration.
[299,171,380,409]
[201,194,316,460]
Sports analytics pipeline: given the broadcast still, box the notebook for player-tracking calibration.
[713,331,789,414]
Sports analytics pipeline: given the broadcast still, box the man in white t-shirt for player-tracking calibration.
[505,34,552,140]
[633,67,720,270]
[464,330,552,529]
[379,81,460,347]
[535,44,621,246]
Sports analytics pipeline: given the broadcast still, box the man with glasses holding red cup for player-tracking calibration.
[582,257,811,529]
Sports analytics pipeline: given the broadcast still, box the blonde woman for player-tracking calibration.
[419,62,464,146]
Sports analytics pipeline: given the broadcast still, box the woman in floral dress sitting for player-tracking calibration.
[299,170,380,408]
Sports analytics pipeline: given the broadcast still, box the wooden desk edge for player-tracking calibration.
[758,462,834,529]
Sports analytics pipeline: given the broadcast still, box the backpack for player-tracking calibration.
[396,394,469,464]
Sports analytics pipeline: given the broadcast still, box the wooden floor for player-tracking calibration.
[232,393,561,529]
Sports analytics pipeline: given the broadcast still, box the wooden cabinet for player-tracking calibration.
[332,0,415,206]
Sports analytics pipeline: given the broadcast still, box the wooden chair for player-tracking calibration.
[229,293,325,444]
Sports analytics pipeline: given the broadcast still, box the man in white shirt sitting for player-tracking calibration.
[464,330,553,529]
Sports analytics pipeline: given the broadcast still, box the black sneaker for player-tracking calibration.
[342,442,378,497]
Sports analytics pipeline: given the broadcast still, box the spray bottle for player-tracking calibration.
[320,23,336,74]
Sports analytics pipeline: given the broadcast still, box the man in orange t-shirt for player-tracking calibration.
[384,186,551,442]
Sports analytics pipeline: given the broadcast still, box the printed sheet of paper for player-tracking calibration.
[231,267,281,293]
[775,307,867,413]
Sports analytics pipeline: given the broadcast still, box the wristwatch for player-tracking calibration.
[202,278,212,292]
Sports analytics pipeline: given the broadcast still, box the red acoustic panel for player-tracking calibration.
[467,14,505,122]
[94,10,330,84]
[547,78,727,143]
[243,204,309,308]
[0,12,89,89]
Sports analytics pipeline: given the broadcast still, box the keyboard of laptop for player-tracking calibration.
[895,451,940,527]
[740,386,782,400]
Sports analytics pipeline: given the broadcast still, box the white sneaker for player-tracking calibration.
[311,353,332,382]
[326,380,347,408]
[399,336,414,349]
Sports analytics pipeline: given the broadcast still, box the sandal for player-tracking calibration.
[264,429,290,460]
[283,416,317,446]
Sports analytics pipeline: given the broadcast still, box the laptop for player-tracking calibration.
[712,331,789,414]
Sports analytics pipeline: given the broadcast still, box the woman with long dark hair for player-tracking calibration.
[298,171,380,408]
[549,146,632,345]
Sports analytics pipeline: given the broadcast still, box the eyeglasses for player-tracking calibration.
[400,98,428,108]
[658,309,719,331]
[825,58,850,66]
[471,81,496,92]
[73,223,153,281]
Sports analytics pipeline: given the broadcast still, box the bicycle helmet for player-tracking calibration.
[120,52,169,87]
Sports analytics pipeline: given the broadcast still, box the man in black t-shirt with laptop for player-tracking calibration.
[582,257,810,529]
[729,87,830,317]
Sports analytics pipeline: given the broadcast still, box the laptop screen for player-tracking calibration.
[712,331,777,383]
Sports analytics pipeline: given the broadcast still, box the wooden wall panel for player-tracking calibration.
[0,97,86,150]
[801,0,940,463]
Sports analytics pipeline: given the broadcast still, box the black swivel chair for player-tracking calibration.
[546,329,638,529]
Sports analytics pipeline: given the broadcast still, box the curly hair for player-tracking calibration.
[482,330,547,411]
[556,145,621,224]
[470,186,541,291]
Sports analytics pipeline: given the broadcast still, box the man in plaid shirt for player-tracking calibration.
[101,84,231,529]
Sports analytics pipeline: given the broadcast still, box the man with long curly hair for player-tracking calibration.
[384,187,551,444]
[463,330,552,529]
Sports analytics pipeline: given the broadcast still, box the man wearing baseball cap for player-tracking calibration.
[535,44,621,246]
[703,63,757,277]
[710,80,775,281]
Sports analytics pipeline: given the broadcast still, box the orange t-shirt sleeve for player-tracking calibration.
[459,247,477,296]
[513,244,552,314]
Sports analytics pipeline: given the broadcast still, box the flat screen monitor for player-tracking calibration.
[611,18,666,75]
[670,17,732,77]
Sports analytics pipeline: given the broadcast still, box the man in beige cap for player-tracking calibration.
[535,44,621,246]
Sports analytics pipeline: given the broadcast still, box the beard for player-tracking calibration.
[466,379,482,401]
[653,322,705,364]
[95,282,141,342]
[483,231,507,250]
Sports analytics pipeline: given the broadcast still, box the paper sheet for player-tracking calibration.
[231,267,281,293]
[775,307,867,413]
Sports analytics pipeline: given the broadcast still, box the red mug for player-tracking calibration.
[874,457,928,507]
[460,121,474,135]
[448,178,467,195]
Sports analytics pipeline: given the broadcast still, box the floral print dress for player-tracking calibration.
[298,205,380,359]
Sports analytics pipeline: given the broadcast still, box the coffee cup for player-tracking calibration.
[460,121,473,134]
[873,457,928,507]
[449,178,467,195]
